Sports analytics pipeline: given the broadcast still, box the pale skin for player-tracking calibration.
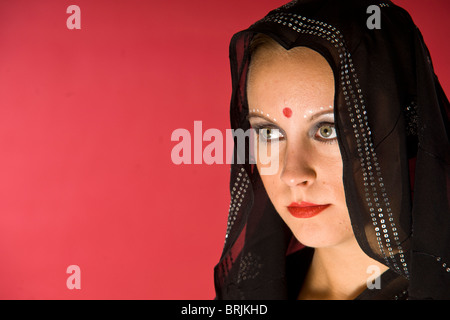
[247,44,388,300]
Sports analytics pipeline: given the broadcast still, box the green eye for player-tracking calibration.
[317,124,337,140]
[259,128,283,141]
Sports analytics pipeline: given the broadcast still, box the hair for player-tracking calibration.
[248,33,285,69]
[247,33,331,87]
[249,33,281,56]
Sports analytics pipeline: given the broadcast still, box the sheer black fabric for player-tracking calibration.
[214,0,450,300]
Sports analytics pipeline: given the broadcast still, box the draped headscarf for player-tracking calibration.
[214,0,450,300]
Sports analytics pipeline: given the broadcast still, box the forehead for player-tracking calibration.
[246,46,335,113]
[248,44,333,82]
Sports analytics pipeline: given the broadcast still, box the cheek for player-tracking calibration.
[255,140,283,185]
[312,142,343,179]
[257,157,288,212]
[254,137,282,176]
[259,171,282,200]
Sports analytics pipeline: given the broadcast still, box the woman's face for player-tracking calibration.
[247,45,354,248]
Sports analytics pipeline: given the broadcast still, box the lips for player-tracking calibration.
[287,201,330,218]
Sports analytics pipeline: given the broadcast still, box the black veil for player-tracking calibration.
[214,0,450,299]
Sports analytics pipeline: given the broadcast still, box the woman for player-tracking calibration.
[214,0,450,299]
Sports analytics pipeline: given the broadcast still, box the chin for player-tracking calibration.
[284,214,354,249]
[292,231,352,248]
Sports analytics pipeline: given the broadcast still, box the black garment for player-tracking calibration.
[285,247,409,300]
[214,0,450,300]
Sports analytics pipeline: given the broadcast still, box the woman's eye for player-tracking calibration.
[259,128,283,141]
[316,123,337,140]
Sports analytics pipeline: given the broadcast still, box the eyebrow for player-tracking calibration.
[246,112,274,122]
[309,109,334,121]
[247,109,334,122]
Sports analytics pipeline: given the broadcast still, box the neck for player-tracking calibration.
[298,237,388,300]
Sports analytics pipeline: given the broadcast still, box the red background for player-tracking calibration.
[0,0,448,299]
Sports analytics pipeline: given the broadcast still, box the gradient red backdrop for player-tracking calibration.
[0,0,448,299]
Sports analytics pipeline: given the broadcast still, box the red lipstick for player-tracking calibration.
[287,201,330,218]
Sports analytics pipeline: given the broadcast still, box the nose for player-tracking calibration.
[280,142,316,188]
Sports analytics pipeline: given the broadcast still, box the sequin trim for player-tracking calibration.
[277,0,298,11]
[225,167,250,244]
[237,251,262,283]
[393,289,408,300]
[436,257,450,273]
[404,100,419,137]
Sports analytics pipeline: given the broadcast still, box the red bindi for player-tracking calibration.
[283,107,292,118]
